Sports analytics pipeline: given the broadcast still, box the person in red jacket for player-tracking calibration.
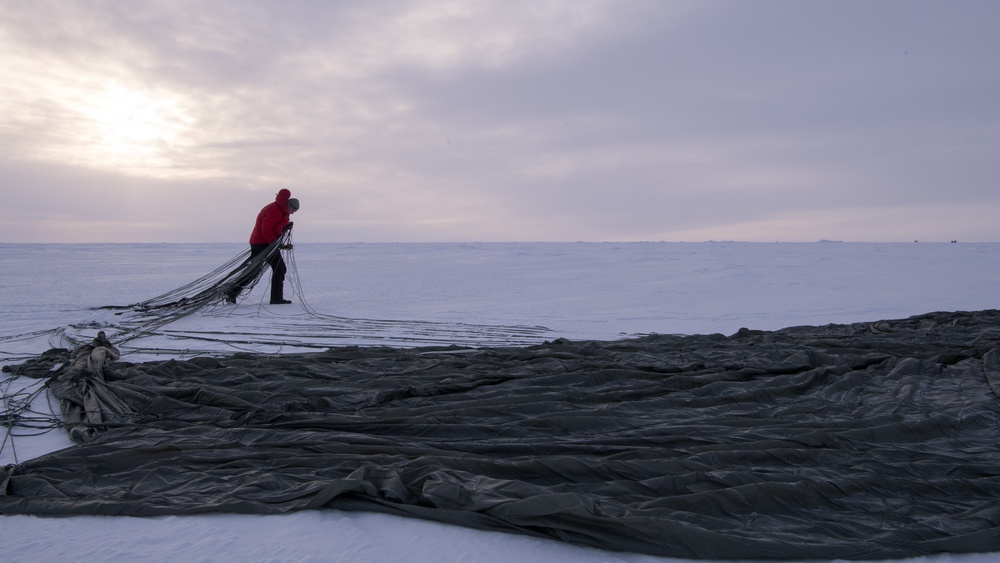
[227,189,299,304]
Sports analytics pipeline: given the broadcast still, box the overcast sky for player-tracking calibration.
[2,0,998,243]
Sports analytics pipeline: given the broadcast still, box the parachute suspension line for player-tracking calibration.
[0,373,18,464]
[1,374,63,465]
[283,233,320,318]
[130,248,252,310]
[100,233,293,345]
[280,238,553,345]
[77,230,551,352]
[0,328,70,364]
[132,231,289,311]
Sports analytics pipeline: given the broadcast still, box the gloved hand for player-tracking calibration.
[282,221,294,232]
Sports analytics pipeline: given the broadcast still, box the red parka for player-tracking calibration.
[249,189,292,244]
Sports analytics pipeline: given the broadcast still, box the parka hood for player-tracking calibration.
[275,189,291,211]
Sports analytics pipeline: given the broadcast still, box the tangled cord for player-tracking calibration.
[1,374,63,466]
[2,234,297,463]
[98,232,552,352]
[9,230,552,364]
[95,233,293,346]
[2,232,557,462]
[0,328,70,364]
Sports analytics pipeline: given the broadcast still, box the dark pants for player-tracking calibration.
[250,243,287,302]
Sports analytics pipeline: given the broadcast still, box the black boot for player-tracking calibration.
[270,284,291,305]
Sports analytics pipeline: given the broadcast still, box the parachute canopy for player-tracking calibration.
[4,310,1000,559]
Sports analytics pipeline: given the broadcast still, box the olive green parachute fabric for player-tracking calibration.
[3,310,1000,560]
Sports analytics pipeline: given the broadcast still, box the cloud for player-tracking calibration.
[1,0,999,243]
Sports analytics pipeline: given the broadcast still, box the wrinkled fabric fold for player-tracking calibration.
[3,310,1000,560]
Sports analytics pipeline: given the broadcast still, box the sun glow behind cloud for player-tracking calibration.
[1,47,196,178]
[69,82,192,173]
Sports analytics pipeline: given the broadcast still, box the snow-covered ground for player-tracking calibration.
[2,241,998,563]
